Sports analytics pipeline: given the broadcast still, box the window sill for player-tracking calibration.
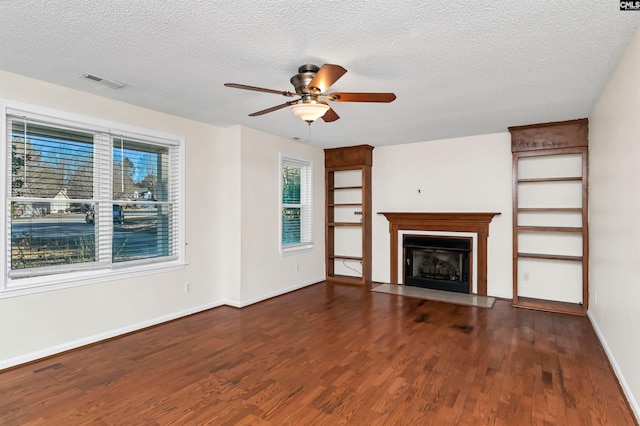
[0,260,187,299]
[280,243,314,256]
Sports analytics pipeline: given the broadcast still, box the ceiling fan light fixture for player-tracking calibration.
[290,102,330,123]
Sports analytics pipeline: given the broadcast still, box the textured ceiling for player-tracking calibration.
[0,1,638,148]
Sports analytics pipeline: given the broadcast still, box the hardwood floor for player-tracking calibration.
[1,282,636,425]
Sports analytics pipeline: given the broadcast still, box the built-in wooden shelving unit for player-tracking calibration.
[325,145,372,286]
[509,119,589,316]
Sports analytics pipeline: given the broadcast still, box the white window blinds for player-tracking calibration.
[280,155,312,253]
[4,108,182,287]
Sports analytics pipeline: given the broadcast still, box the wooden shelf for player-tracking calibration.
[326,274,364,285]
[518,252,583,262]
[328,222,362,227]
[517,207,583,212]
[513,297,586,316]
[328,186,363,191]
[330,255,363,261]
[517,177,582,183]
[517,226,583,233]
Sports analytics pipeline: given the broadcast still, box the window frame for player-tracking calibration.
[0,101,186,298]
[279,154,313,255]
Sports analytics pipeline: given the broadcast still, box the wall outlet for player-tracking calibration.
[523,272,530,281]
[185,281,192,293]
[295,264,300,273]
[594,291,597,304]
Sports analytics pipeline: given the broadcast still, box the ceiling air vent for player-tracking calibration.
[82,73,126,89]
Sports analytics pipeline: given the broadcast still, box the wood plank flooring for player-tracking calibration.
[0,282,636,425]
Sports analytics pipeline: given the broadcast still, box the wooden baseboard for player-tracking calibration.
[513,297,586,316]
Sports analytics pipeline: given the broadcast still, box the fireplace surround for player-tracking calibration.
[379,212,500,296]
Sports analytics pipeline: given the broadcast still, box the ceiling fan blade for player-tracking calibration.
[319,102,340,122]
[248,100,299,117]
[307,64,347,94]
[224,83,296,97]
[325,92,396,103]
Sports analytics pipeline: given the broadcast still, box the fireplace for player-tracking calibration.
[404,235,472,293]
[379,212,501,296]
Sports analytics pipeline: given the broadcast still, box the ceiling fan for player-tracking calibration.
[224,64,396,124]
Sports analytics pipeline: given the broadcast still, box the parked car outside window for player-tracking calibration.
[85,205,124,225]
[112,204,124,225]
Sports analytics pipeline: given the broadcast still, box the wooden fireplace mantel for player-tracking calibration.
[379,212,501,296]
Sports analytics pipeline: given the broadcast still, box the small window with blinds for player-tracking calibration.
[3,107,183,292]
[280,155,312,254]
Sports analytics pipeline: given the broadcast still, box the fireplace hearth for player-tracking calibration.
[404,235,471,293]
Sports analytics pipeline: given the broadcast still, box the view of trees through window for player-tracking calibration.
[8,119,174,275]
[11,122,93,202]
[282,165,302,246]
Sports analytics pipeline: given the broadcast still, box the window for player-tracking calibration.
[280,155,312,254]
[3,106,183,293]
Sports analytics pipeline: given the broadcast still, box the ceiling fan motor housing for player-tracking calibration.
[290,64,322,97]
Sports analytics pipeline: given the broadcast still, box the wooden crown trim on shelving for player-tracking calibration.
[509,118,588,152]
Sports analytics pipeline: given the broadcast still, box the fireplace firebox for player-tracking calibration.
[403,235,472,294]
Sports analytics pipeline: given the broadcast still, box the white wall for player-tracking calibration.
[0,71,324,368]
[214,126,243,303]
[371,133,513,298]
[235,127,325,305]
[589,26,640,420]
